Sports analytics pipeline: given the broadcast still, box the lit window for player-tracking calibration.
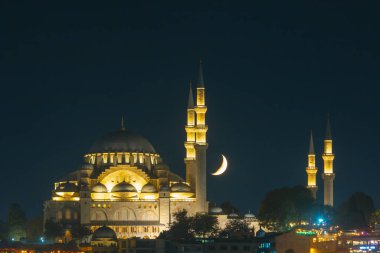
[65,209,71,220]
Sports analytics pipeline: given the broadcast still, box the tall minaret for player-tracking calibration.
[194,60,208,212]
[306,131,318,199]
[185,82,197,191]
[322,116,335,206]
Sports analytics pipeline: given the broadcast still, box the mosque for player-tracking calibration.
[43,62,260,240]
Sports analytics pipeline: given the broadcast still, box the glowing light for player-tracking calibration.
[212,155,228,176]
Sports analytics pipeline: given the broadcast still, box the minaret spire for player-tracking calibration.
[121,116,125,131]
[188,81,194,109]
[325,113,332,140]
[309,131,315,155]
[306,130,318,199]
[197,59,204,88]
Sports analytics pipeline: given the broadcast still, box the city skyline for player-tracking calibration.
[1,1,380,220]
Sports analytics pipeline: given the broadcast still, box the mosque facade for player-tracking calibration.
[43,63,210,239]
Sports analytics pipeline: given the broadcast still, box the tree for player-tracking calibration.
[220,219,252,239]
[0,220,8,241]
[191,213,219,238]
[220,201,239,215]
[369,210,380,229]
[159,209,193,240]
[258,186,314,231]
[26,217,43,242]
[71,224,91,239]
[159,210,219,239]
[44,219,64,241]
[336,192,375,229]
[8,203,27,241]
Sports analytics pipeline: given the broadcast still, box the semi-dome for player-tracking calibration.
[88,129,156,154]
[92,182,108,193]
[171,182,191,192]
[56,182,78,192]
[92,226,117,241]
[154,163,169,171]
[111,182,137,193]
[141,183,157,193]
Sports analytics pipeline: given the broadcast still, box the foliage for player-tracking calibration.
[369,210,380,229]
[8,203,27,241]
[159,209,193,239]
[220,201,239,215]
[191,213,219,238]
[25,217,43,242]
[219,219,252,238]
[309,204,337,226]
[159,210,219,239]
[44,219,64,240]
[336,192,375,229]
[0,220,8,241]
[258,186,314,231]
[71,224,91,239]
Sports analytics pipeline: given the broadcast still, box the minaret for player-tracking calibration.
[322,116,335,206]
[185,82,197,191]
[194,60,208,212]
[306,131,318,199]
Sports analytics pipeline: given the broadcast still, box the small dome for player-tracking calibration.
[111,182,137,193]
[92,182,108,193]
[244,212,256,219]
[228,213,239,218]
[88,129,156,154]
[56,182,78,192]
[210,207,223,214]
[92,226,117,241]
[171,182,191,192]
[256,228,265,238]
[141,183,157,193]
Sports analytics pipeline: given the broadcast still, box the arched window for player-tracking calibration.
[57,211,63,220]
[65,209,71,220]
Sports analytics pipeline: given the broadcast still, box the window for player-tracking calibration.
[57,211,62,220]
[65,209,71,220]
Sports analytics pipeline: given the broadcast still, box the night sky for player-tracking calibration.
[1,1,380,219]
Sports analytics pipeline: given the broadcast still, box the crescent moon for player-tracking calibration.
[212,155,228,176]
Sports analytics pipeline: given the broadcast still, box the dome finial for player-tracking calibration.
[121,116,126,131]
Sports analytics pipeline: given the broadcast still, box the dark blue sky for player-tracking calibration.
[0,1,380,219]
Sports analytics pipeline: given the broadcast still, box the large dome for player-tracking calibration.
[89,129,156,154]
